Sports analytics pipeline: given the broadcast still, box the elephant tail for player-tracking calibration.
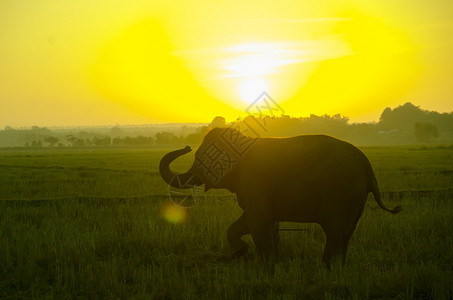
[369,174,402,214]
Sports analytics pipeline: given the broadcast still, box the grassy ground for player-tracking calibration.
[0,146,452,299]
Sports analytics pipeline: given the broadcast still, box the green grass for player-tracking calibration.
[0,146,452,299]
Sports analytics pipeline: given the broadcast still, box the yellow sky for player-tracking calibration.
[1,0,452,127]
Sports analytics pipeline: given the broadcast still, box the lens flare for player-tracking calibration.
[161,202,188,223]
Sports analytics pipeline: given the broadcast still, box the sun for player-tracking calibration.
[239,78,269,103]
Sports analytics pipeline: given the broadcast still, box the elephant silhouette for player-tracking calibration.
[160,128,401,267]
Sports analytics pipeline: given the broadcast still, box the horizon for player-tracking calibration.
[1,101,451,130]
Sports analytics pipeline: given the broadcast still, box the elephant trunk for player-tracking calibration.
[159,146,203,189]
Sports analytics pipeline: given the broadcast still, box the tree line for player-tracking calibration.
[1,102,452,148]
[212,102,451,144]
[20,132,200,148]
[0,125,202,148]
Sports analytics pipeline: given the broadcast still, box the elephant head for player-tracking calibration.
[159,145,204,189]
[159,128,253,192]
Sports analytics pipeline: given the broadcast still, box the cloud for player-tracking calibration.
[174,37,354,79]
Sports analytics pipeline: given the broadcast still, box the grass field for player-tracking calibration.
[1,146,452,299]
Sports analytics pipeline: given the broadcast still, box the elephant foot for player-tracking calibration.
[231,242,249,258]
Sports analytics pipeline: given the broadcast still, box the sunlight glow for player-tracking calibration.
[89,15,417,122]
[2,1,451,126]
[223,43,302,77]
[239,78,269,103]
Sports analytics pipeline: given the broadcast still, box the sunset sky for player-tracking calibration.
[1,0,452,127]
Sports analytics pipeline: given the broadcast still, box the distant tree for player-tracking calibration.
[123,136,133,145]
[379,107,392,121]
[379,102,453,134]
[414,122,438,143]
[120,136,153,146]
[66,135,85,147]
[155,132,179,145]
[31,140,43,147]
[93,136,111,146]
[44,136,59,147]
[110,125,122,136]
[112,137,123,146]
[209,116,226,128]
[349,122,377,138]
[184,133,203,144]
[199,126,210,136]
[135,135,153,145]
[31,126,51,135]
[379,102,425,131]
[75,139,86,147]
[66,135,77,146]
[265,115,302,136]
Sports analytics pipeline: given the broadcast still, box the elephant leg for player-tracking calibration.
[272,222,281,254]
[250,225,275,258]
[246,212,275,259]
[321,200,365,268]
[322,213,362,269]
[238,191,276,259]
[322,233,350,269]
[321,224,353,269]
[227,212,250,258]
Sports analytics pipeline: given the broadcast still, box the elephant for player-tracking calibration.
[159,128,401,267]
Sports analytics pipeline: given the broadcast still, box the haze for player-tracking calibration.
[1,0,452,127]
